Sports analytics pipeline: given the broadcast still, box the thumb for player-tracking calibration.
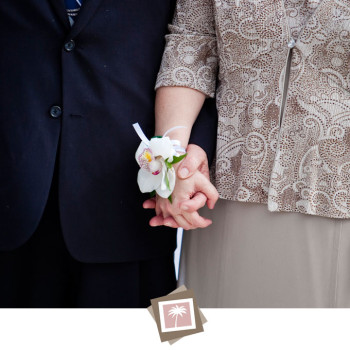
[177,144,208,179]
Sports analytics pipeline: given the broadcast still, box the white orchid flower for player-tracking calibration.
[133,123,187,201]
[135,142,177,198]
[149,137,177,162]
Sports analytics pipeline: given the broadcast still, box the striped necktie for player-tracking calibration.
[64,0,83,26]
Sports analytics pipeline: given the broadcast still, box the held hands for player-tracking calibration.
[143,144,219,230]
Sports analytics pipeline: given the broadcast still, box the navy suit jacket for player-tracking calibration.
[0,0,217,262]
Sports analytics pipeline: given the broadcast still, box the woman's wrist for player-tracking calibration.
[154,129,190,150]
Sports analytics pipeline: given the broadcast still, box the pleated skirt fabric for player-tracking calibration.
[178,199,350,308]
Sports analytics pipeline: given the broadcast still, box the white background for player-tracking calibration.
[0,309,349,350]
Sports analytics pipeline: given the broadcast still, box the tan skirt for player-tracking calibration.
[178,199,350,308]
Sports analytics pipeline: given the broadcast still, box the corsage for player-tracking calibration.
[133,123,187,202]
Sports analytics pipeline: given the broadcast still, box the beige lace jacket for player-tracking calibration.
[155,0,350,219]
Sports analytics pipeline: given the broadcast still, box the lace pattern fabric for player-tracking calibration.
[156,0,350,219]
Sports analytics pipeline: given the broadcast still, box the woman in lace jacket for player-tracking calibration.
[151,0,350,307]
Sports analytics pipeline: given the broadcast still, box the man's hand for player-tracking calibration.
[142,144,219,229]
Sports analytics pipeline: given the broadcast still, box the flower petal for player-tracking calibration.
[156,168,176,198]
[168,167,176,190]
[149,159,162,175]
[156,187,173,199]
[149,137,176,161]
[135,142,152,168]
[137,168,162,193]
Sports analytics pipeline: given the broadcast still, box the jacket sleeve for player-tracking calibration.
[155,0,218,98]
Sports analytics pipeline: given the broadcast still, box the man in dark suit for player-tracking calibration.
[0,0,217,307]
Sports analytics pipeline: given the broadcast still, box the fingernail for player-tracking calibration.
[165,222,173,227]
[179,167,189,178]
[181,206,189,211]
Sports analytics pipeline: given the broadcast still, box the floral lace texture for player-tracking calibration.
[156,0,350,218]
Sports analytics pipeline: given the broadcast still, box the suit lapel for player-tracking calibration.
[48,0,70,29]
[69,0,105,38]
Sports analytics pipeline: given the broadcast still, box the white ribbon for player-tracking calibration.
[133,123,187,153]
[163,125,186,138]
[133,123,150,146]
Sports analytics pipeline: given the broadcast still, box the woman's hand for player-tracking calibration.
[143,144,219,230]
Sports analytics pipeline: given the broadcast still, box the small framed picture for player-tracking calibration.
[158,298,196,333]
[150,288,204,342]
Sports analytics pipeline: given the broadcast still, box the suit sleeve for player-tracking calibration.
[190,97,218,166]
[155,0,218,98]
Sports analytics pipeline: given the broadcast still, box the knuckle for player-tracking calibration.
[164,201,172,211]
[188,204,197,212]
[186,218,194,227]
[175,200,183,211]
[195,219,205,228]
[164,220,175,228]
[166,205,175,216]
[200,221,209,228]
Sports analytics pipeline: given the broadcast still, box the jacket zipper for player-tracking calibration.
[279,45,293,128]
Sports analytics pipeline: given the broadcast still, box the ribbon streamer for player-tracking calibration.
[163,125,186,138]
[132,123,150,146]
[133,123,187,153]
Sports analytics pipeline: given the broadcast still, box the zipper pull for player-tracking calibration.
[287,38,296,49]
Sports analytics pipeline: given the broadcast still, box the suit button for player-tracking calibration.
[64,39,75,52]
[50,105,62,118]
